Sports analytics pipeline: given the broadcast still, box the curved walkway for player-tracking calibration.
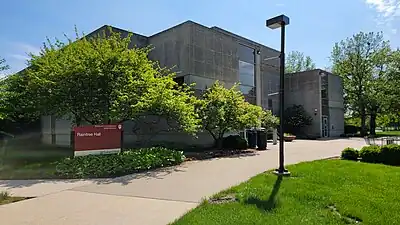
[0,138,366,225]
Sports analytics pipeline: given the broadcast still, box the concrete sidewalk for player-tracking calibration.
[0,138,366,225]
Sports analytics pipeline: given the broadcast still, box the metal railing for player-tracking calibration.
[365,137,400,146]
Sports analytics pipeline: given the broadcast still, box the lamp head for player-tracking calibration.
[266,14,290,29]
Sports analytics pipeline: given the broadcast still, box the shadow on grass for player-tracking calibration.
[244,176,283,212]
[184,149,260,161]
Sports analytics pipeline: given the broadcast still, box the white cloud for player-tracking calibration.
[12,42,41,56]
[366,0,400,17]
[2,42,40,74]
[365,0,400,38]
[9,54,30,61]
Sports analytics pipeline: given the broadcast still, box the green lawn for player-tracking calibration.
[375,130,400,137]
[0,139,72,179]
[172,160,400,225]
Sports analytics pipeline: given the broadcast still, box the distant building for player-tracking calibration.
[285,69,344,138]
[40,21,344,148]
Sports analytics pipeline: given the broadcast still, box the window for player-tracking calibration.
[321,88,327,99]
[239,61,255,86]
[238,44,255,64]
[268,99,273,108]
[238,44,255,101]
[239,85,255,96]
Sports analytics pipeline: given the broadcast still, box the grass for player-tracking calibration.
[0,191,30,205]
[172,160,400,225]
[0,138,72,179]
[374,130,400,137]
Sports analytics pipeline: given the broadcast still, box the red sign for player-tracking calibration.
[73,124,122,156]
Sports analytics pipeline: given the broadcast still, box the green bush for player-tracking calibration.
[341,147,359,161]
[380,144,400,166]
[222,135,248,150]
[359,145,381,163]
[344,125,360,134]
[55,147,185,178]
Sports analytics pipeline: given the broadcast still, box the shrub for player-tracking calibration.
[344,125,360,134]
[380,144,400,166]
[283,105,313,135]
[222,135,248,150]
[0,191,10,201]
[359,145,381,163]
[55,147,185,178]
[341,147,359,161]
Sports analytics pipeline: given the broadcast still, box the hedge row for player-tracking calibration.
[341,144,400,166]
[55,147,185,178]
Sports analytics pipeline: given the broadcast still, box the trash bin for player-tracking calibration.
[257,128,267,150]
[246,129,257,149]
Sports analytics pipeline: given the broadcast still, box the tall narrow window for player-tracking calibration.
[268,99,273,112]
[238,44,255,104]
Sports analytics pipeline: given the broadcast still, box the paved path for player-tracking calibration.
[0,138,366,225]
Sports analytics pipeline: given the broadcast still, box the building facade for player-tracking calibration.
[40,21,344,147]
[285,69,345,138]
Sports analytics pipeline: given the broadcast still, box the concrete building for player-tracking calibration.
[40,21,344,148]
[285,69,344,138]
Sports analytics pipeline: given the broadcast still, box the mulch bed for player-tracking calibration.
[184,149,259,161]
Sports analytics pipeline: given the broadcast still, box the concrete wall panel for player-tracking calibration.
[285,70,321,137]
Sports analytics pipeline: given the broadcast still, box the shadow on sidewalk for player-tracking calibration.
[244,176,283,212]
[0,163,190,189]
[0,149,264,189]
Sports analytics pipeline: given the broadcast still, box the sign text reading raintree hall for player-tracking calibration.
[73,124,122,156]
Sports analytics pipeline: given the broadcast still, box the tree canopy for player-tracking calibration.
[7,27,200,134]
[330,31,391,135]
[198,81,270,148]
[0,58,10,120]
[283,104,312,135]
[285,51,316,73]
[0,58,9,73]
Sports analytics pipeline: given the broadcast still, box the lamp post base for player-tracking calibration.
[273,169,291,176]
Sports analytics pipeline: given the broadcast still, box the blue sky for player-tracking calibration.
[1,0,399,74]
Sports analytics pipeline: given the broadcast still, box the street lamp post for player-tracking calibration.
[266,14,290,176]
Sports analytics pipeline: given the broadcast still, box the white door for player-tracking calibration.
[322,116,329,137]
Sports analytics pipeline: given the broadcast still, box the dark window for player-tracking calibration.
[321,89,327,99]
[268,99,273,112]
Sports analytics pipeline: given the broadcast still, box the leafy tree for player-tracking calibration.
[384,49,400,127]
[0,71,41,122]
[366,44,392,135]
[283,104,312,135]
[262,109,279,129]
[0,58,9,73]
[330,31,389,136]
[0,58,10,120]
[21,27,200,134]
[198,81,264,148]
[285,51,316,73]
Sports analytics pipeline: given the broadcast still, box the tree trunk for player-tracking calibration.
[360,109,367,137]
[370,113,377,136]
[214,138,223,150]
